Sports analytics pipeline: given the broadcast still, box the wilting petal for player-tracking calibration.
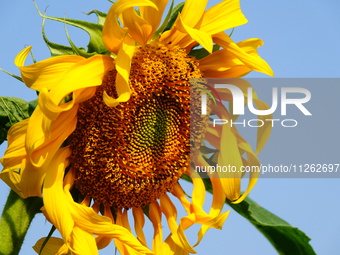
[1,119,28,167]
[199,49,250,77]
[140,0,169,36]
[103,0,157,54]
[46,55,114,109]
[33,237,70,255]
[69,227,98,255]
[122,8,153,45]
[180,0,208,27]
[103,37,135,107]
[149,201,163,254]
[176,15,213,53]
[162,236,189,255]
[67,200,152,254]
[0,166,23,198]
[132,207,147,246]
[200,38,273,77]
[25,106,78,168]
[160,194,196,253]
[15,46,84,90]
[201,0,247,35]
[213,32,274,76]
[43,148,74,243]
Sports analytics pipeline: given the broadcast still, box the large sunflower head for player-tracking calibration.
[1,0,273,254]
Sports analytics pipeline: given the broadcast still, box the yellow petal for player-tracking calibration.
[48,55,114,107]
[199,49,251,77]
[67,200,152,254]
[132,207,147,246]
[26,106,78,167]
[33,237,70,255]
[210,103,243,200]
[69,227,98,255]
[194,211,229,247]
[191,175,206,208]
[160,195,196,254]
[103,37,135,107]
[163,235,191,255]
[140,0,169,36]
[232,132,261,203]
[15,46,84,90]
[149,201,163,254]
[103,0,157,54]
[95,236,112,250]
[171,183,191,215]
[176,14,212,53]
[213,32,274,76]
[201,0,247,35]
[180,0,208,27]
[1,119,28,167]
[0,166,24,198]
[43,148,74,243]
[122,8,153,45]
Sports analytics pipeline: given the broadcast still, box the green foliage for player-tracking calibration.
[85,10,107,26]
[0,190,42,255]
[163,2,185,32]
[0,97,31,145]
[189,44,220,60]
[35,2,109,57]
[228,197,316,255]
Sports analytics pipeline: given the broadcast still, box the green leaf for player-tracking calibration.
[0,97,30,145]
[227,197,316,255]
[189,44,220,60]
[28,99,38,116]
[163,2,184,32]
[35,3,108,55]
[182,176,316,255]
[85,10,107,26]
[154,0,174,38]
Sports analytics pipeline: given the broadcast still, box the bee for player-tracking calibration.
[186,61,195,72]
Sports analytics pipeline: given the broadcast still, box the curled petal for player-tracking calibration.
[15,46,84,90]
[103,37,135,107]
[213,32,274,76]
[103,0,158,54]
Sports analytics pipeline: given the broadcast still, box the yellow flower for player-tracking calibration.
[1,0,273,254]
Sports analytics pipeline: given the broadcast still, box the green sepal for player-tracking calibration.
[163,2,185,32]
[35,3,109,55]
[189,44,220,60]
[154,0,175,38]
[182,175,316,255]
[85,10,107,26]
[63,21,97,58]
[42,17,76,57]
[39,226,56,255]
[0,97,30,145]
[0,69,23,83]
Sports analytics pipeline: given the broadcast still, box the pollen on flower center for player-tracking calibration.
[69,44,203,209]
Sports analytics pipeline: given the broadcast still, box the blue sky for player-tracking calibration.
[0,0,340,254]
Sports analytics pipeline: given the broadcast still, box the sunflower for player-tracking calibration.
[0,0,273,254]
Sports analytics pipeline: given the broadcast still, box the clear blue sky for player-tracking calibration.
[1,0,340,254]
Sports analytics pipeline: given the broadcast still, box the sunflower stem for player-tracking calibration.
[0,189,43,255]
